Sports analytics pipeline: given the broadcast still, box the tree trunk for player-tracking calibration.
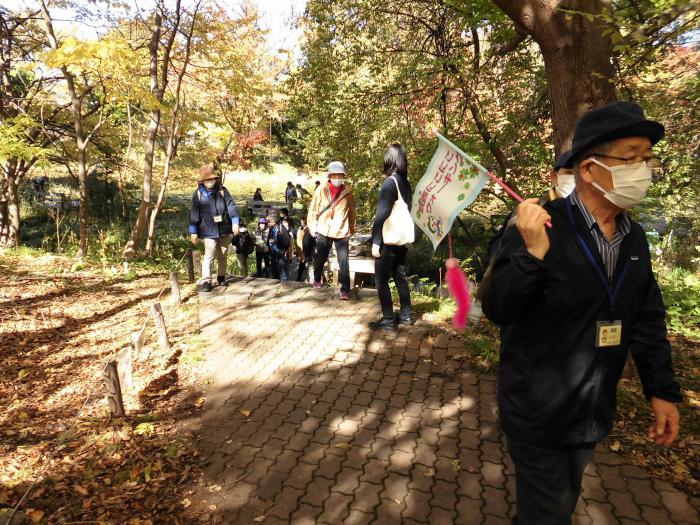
[145,2,199,256]
[76,141,89,257]
[6,178,20,248]
[40,0,92,258]
[493,0,617,156]
[116,102,132,220]
[144,121,174,256]
[123,1,181,259]
[1,160,23,249]
[123,109,159,258]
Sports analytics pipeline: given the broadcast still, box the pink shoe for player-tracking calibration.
[340,291,350,301]
[313,281,323,289]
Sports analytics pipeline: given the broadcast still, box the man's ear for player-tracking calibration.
[577,158,595,183]
[550,170,558,186]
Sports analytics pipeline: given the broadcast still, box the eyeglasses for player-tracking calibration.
[590,152,658,168]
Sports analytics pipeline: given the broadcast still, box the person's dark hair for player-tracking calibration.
[315,180,320,186]
[383,143,408,178]
[280,208,289,216]
[287,181,293,186]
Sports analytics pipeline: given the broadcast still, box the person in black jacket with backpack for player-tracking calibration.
[369,144,414,331]
[189,165,240,291]
[481,102,681,524]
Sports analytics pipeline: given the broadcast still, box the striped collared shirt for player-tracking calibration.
[569,191,631,281]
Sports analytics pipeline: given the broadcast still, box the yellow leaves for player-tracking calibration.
[43,36,139,76]
[239,409,251,417]
[134,422,155,437]
[181,498,191,508]
[253,516,266,522]
[17,369,29,381]
[194,397,206,408]
[609,440,622,452]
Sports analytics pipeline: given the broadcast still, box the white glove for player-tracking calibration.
[372,244,381,258]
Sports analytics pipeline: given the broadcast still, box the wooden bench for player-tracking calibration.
[328,256,376,288]
[245,200,298,217]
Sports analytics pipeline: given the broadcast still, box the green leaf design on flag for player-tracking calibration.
[464,182,471,190]
[457,193,465,201]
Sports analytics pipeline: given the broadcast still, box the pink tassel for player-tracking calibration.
[445,257,471,331]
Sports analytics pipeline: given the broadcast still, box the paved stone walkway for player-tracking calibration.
[194,278,699,524]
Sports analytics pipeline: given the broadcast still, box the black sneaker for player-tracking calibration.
[217,275,226,286]
[369,319,397,331]
[394,313,416,325]
[202,281,212,292]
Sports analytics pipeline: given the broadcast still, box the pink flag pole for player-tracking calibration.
[485,171,552,228]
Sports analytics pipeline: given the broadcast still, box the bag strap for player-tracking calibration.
[316,187,345,220]
[390,175,405,204]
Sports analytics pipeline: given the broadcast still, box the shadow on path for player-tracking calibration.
[190,279,699,525]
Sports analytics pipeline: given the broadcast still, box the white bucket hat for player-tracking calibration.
[327,161,346,176]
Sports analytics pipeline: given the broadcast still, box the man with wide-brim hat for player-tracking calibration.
[188,165,240,292]
[481,101,681,524]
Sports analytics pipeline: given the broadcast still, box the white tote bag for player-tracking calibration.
[382,176,415,246]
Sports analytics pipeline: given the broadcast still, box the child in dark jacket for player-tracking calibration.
[267,214,291,281]
[254,217,271,277]
[188,166,240,291]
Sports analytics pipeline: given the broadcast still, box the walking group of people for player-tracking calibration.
[188,101,682,525]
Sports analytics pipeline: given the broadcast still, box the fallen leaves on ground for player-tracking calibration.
[0,252,206,523]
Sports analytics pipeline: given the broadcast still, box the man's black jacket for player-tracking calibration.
[481,197,681,445]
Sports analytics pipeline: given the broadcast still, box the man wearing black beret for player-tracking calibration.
[481,101,682,524]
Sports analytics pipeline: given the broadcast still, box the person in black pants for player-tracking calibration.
[369,144,414,331]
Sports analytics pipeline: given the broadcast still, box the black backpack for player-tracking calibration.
[276,224,291,250]
[242,231,255,255]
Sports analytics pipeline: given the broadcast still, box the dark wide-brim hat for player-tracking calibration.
[565,101,665,168]
[554,150,572,171]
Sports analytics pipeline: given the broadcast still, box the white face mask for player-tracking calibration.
[203,180,216,189]
[555,171,576,198]
[330,178,344,187]
[589,158,652,209]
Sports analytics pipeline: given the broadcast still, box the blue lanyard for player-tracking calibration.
[566,201,629,311]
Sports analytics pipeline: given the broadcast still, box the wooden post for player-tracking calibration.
[103,360,125,417]
[133,324,147,360]
[170,271,182,304]
[186,249,195,283]
[150,302,170,351]
[116,347,133,392]
[192,250,201,277]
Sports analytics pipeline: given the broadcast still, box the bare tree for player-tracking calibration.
[40,0,107,258]
[123,0,182,259]
[145,0,201,255]
[0,6,66,248]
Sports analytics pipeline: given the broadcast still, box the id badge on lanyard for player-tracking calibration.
[567,202,628,348]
